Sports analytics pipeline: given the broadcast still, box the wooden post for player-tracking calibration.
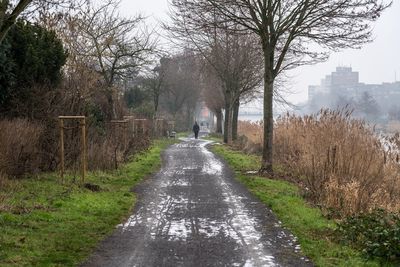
[110,120,129,169]
[58,116,87,185]
[81,117,87,184]
[59,118,65,184]
[123,116,135,138]
[124,122,127,148]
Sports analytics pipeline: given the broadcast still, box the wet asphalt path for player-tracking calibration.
[82,137,312,267]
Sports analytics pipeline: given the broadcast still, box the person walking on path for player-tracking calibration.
[193,121,200,139]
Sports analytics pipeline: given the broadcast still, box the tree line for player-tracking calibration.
[168,0,391,173]
[0,0,392,175]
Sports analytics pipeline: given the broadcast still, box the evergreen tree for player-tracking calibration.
[0,39,15,106]
[0,20,67,115]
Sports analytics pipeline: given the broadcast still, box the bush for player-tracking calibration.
[0,116,152,179]
[0,119,44,178]
[337,209,400,262]
[274,109,400,216]
[87,127,151,170]
[0,20,67,114]
[237,120,263,154]
[237,109,400,216]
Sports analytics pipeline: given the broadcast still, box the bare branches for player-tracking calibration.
[0,0,86,43]
[160,52,202,119]
[171,0,391,77]
[170,0,391,171]
[57,0,156,88]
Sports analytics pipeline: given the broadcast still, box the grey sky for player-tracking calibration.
[122,0,400,105]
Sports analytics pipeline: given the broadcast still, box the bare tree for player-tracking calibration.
[143,58,168,116]
[357,92,381,120]
[160,51,202,129]
[0,0,82,43]
[56,0,156,118]
[168,7,263,143]
[201,63,224,133]
[171,0,391,173]
[212,32,263,143]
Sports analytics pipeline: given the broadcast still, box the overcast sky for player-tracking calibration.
[121,0,400,105]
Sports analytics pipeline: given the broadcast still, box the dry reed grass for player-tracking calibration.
[238,109,400,216]
[237,120,264,154]
[0,119,44,178]
[88,125,151,170]
[386,120,400,133]
[0,117,152,180]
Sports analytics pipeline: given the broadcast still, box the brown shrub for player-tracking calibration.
[0,119,44,178]
[87,128,151,171]
[238,109,400,216]
[0,116,152,180]
[237,120,263,154]
[238,120,263,144]
[274,109,400,215]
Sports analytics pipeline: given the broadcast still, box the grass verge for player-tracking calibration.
[176,131,190,138]
[0,139,175,267]
[211,142,387,267]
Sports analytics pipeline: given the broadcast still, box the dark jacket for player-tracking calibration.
[193,123,200,133]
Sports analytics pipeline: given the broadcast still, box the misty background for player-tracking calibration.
[119,0,400,127]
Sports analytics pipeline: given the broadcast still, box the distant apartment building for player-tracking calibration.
[308,66,400,113]
[308,66,359,99]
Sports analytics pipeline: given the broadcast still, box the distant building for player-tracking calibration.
[307,66,400,115]
[308,66,359,99]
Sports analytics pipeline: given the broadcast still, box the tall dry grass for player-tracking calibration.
[88,122,151,170]
[238,109,400,216]
[0,117,152,180]
[0,119,44,178]
[237,120,264,154]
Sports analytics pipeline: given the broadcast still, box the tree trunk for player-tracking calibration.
[260,48,274,174]
[223,106,229,143]
[223,92,233,144]
[0,0,33,43]
[232,98,240,141]
[216,109,222,134]
[106,88,116,119]
[154,93,159,116]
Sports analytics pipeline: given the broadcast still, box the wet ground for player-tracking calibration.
[82,136,312,267]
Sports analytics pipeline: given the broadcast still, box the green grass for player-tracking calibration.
[203,133,224,143]
[0,139,176,267]
[211,143,385,267]
[176,131,191,138]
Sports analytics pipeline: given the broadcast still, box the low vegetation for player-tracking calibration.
[234,109,400,263]
[238,109,400,216]
[337,209,400,262]
[0,118,151,180]
[211,143,393,266]
[0,119,44,177]
[0,139,174,266]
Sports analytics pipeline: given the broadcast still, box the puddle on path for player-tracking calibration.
[116,139,304,266]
